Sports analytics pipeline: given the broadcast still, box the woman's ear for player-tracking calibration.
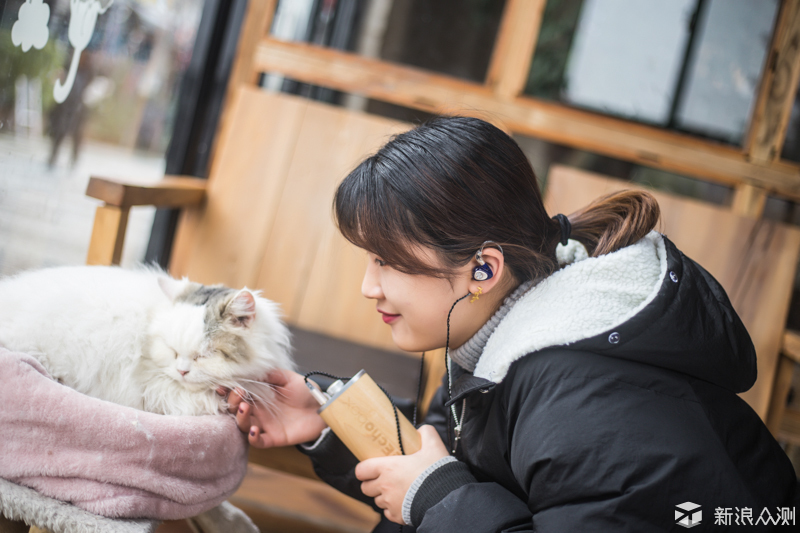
[467,247,505,295]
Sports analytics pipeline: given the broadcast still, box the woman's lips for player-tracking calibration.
[378,310,400,324]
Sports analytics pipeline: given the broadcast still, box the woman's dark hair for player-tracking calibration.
[334,116,659,284]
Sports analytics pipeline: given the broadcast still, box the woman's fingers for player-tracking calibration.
[235,402,251,432]
[354,458,383,481]
[227,389,246,414]
[417,424,438,440]
[248,426,263,446]
[360,479,381,498]
[417,424,449,454]
[249,426,278,448]
[374,496,401,524]
[373,494,387,510]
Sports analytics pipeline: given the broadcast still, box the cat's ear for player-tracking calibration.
[225,290,256,328]
[158,275,190,302]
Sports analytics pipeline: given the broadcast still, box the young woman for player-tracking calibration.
[230,116,798,532]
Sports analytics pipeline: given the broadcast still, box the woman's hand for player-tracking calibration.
[355,425,450,524]
[225,369,327,448]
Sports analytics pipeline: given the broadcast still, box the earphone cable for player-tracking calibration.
[445,292,471,452]
[413,351,425,428]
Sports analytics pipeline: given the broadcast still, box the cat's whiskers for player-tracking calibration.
[218,378,276,411]
[266,384,290,401]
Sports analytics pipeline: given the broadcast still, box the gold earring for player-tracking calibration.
[470,287,483,303]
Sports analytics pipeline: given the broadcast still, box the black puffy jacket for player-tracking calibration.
[303,233,799,532]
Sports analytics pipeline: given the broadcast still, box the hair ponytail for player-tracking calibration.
[567,190,660,257]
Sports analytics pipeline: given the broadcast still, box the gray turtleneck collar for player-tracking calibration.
[449,280,535,373]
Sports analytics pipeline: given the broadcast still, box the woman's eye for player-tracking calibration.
[375,258,386,267]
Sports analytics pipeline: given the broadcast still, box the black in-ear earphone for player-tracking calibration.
[472,241,503,281]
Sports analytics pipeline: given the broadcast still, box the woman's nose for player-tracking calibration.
[361,262,384,300]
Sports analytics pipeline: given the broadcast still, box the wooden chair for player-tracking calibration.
[768,331,800,446]
[544,165,800,426]
[83,87,446,533]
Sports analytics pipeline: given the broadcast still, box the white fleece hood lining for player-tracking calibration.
[473,231,668,383]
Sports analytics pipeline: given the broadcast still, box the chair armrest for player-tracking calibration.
[86,175,207,209]
[84,175,207,266]
[782,330,800,365]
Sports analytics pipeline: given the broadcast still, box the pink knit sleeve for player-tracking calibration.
[0,348,248,520]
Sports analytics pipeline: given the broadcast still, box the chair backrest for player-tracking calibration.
[169,87,408,352]
[544,165,800,419]
[165,87,448,410]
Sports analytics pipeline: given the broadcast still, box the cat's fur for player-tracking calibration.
[0,265,293,416]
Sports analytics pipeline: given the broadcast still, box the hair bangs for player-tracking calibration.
[334,156,450,277]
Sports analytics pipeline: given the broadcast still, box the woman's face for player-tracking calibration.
[361,247,507,353]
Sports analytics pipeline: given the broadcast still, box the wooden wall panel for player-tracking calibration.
[291,112,409,351]
[544,165,800,419]
[172,90,415,354]
[170,88,308,288]
[253,103,353,321]
[296,225,393,351]
[254,99,407,350]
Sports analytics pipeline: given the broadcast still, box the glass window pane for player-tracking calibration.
[674,0,779,143]
[562,0,695,124]
[268,0,507,83]
[0,0,204,276]
[526,0,779,145]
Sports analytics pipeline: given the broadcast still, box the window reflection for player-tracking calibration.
[527,0,779,146]
[0,0,203,275]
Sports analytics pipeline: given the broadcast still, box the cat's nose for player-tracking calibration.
[178,369,189,376]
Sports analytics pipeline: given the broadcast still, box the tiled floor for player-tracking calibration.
[0,133,165,277]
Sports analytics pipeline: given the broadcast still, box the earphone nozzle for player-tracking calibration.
[473,268,490,281]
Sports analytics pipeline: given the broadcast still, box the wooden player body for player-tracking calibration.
[318,371,421,461]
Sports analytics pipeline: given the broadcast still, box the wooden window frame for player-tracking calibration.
[230,0,800,204]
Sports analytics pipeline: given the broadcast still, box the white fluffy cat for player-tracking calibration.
[0,265,293,416]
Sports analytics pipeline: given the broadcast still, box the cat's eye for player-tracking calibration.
[219,350,231,360]
[172,349,178,359]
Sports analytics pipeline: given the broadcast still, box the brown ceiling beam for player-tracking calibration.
[255,38,800,200]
